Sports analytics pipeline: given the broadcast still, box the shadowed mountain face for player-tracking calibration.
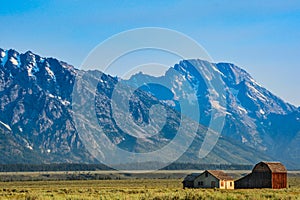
[0,48,299,168]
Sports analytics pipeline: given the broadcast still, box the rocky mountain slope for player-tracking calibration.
[129,60,300,167]
[0,48,299,168]
[0,48,96,163]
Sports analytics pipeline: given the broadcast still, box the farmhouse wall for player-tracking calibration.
[194,172,219,188]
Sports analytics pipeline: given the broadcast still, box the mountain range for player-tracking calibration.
[0,48,299,169]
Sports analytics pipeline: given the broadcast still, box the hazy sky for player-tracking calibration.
[0,0,299,106]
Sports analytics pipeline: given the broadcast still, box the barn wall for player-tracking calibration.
[251,172,272,188]
[235,172,288,189]
[235,173,252,189]
[272,173,287,189]
[235,172,272,189]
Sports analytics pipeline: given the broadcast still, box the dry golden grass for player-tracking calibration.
[0,177,299,199]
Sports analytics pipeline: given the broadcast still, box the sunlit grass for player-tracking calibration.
[0,178,299,199]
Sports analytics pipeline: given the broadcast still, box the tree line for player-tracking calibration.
[0,162,252,172]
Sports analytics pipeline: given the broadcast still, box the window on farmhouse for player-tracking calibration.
[211,181,216,187]
[198,181,203,186]
[230,182,232,187]
[205,172,208,177]
[221,181,224,187]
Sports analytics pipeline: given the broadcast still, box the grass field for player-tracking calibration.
[0,176,299,200]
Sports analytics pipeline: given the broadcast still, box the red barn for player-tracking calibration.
[235,161,287,189]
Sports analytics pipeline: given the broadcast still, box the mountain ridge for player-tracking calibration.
[0,48,299,168]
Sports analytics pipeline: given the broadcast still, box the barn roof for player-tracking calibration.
[260,162,287,173]
[207,170,233,180]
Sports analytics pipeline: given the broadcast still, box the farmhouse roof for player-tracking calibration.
[207,170,233,180]
[183,173,201,182]
[183,170,233,182]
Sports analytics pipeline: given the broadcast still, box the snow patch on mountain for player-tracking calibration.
[237,106,248,114]
[246,82,268,102]
[47,93,70,106]
[211,63,224,76]
[259,109,265,115]
[0,50,8,67]
[48,93,55,98]
[45,63,56,81]
[241,136,248,143]
[0,50,5,58]
[249,77,262,87]
[210,100,225,111]
[0,120,12,131]
[9,56,20,67]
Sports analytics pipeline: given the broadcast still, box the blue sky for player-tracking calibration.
[0,0,300,105]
